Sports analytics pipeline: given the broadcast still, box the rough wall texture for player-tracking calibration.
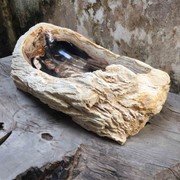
[0,12,11,57]
[0,0,180,93]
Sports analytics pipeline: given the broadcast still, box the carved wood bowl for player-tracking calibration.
[11,23,170,144]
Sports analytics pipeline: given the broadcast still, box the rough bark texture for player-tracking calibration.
[11,23,170,144]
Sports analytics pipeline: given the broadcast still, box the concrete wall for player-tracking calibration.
[0,0,180,93]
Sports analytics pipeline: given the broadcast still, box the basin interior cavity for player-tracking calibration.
[23,31,109,78]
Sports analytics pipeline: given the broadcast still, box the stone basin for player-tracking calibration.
[11,23,170,144]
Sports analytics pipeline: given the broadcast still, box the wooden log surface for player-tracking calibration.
[0,56,180,179]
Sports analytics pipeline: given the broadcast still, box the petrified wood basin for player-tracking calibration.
[11,23,170,144]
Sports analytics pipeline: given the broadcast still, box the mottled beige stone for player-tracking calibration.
[11,23,170,144]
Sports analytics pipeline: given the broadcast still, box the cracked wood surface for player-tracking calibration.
[0,56,180,180]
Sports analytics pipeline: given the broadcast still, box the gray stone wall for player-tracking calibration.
[0,0,180,93]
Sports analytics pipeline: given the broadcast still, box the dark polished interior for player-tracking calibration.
[31,34,108,78]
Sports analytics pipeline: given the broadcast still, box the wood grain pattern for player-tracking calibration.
[0,56,180,179]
